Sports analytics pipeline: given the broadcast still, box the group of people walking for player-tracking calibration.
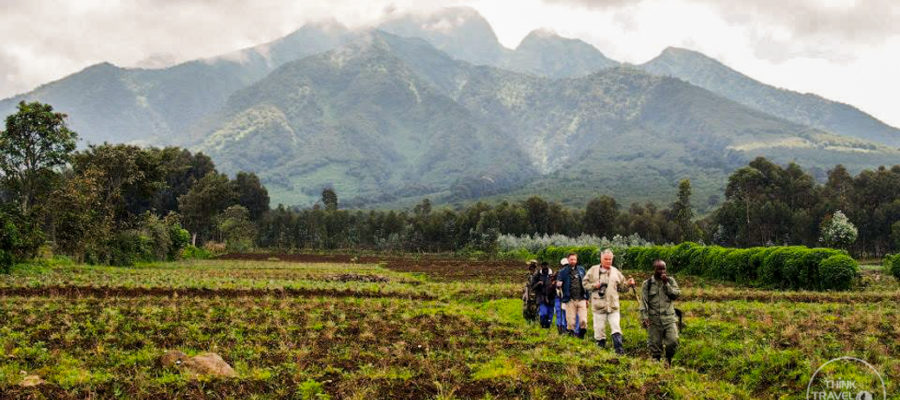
[523,250,681,364]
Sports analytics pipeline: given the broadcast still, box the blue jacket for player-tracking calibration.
[557,264,588,302]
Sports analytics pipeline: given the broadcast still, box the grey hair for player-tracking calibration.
[601,248,614,256]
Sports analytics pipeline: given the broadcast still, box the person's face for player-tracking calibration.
[567,254,577,266]
[601,253,614,268]
[654,263,667,278]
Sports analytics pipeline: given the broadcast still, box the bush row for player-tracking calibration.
[537,243,859,291]
[621,243,858,290]
[536,246,626,270]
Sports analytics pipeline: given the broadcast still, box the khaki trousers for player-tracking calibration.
[564,300,588,331]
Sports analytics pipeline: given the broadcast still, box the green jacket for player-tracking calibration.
[639,276,680,324]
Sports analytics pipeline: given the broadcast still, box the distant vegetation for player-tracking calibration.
[2,101,899,273]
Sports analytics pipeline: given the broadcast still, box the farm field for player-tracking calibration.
[1,257,898,399]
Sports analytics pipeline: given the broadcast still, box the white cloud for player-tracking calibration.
[0,0,897,128]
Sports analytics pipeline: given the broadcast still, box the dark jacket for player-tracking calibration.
[530,269,555,305]
[556,264,588,302]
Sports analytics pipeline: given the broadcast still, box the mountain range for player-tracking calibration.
[2,7,898,211]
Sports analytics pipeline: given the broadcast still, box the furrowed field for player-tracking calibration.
[1,257,898,399]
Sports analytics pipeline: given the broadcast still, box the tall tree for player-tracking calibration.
[151,148,215,215]
[670,179,696,242]
[584,196,618,238]
[178,172,236,244]
[71,144,166,228]
[0,101,77,215]
[234,172,270,221]
[321,188,338,212]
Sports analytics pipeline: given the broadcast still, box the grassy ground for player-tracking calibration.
[1,258,897,399]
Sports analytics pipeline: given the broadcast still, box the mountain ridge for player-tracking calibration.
[2,7,898,210]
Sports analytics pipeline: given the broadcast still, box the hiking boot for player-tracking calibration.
[596,339,606,348]
[567,329,575,337]
[557,325,566,334]
[612,333,625,355]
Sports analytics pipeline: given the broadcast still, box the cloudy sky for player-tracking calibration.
[1,0,898,127]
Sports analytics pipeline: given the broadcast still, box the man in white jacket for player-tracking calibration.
[583,249,635,354]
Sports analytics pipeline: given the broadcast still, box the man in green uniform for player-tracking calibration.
[639,259,681,365]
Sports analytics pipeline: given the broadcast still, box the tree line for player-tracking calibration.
[0,102,269,269]
[2,102,899,270]
[711,157,900,257]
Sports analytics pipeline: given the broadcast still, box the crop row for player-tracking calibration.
[1,295,746,399]
[2,260,897,305]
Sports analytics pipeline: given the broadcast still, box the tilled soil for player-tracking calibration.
[217,253,528,283]
[0,286,434,300]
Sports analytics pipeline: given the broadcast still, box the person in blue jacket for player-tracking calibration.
[556,252,589,338]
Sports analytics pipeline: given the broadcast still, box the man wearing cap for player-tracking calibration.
[583,249,635,355]
[531,261,555,329]
[556,252,589,338]
[639,259,681,365]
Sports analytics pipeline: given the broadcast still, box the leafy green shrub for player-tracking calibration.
[759,247,798,287]
[0,206,44,272]
[784,249,842,289]
[725,249,753,284]
[181,245,211,260]
[169,225,190,260]
[883,254,900,281]
[669,242,699,274]
[818,255,859,290]
[105,230,153,266]
[707,247,733,281]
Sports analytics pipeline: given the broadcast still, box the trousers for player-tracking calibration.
[592,310,621,340]
[564,300,588,331]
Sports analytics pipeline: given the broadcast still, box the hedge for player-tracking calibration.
[537,246,625,270]
[540,243,859,291]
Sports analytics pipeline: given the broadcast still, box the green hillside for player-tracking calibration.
[640,47,900,147]
[197,32,900,209]
[197,36,537,206]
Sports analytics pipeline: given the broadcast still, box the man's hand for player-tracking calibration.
[536,280,543,286]
[595,282,604,289]
[660,273,668,284]
[642,319,650,328]
[627,277,636,287]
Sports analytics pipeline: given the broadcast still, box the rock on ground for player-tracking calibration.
[161,350,237,378]
[20,375,44,387]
